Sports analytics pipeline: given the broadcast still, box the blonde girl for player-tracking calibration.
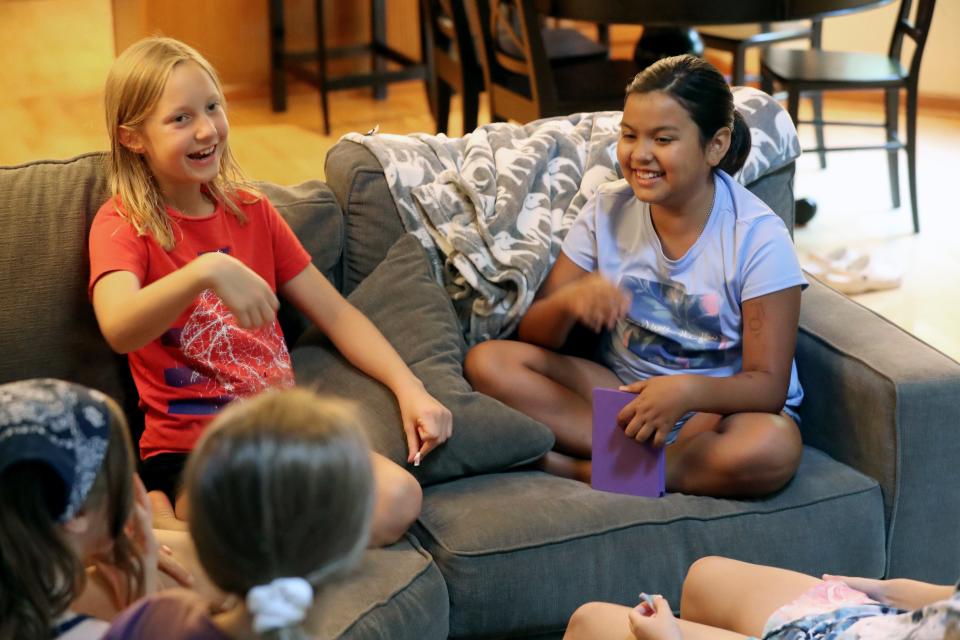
[105,388,375,639]
[89,37,452,539]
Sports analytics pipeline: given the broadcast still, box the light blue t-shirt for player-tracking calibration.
[562,170,807,412]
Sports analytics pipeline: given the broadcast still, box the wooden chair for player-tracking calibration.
[466,0,638,123]
[421,0,610,134]
[761,0,937,234]
[700,21,826,168]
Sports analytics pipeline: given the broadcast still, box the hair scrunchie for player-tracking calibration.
[246,577,314,633]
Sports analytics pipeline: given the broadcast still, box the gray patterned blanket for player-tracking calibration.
[344,87,799,345]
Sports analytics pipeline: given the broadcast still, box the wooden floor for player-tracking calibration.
[4,0,959,361]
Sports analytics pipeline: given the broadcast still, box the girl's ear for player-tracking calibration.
[706,127,732,168]
[62,511,91,535]
[119,126,145,154]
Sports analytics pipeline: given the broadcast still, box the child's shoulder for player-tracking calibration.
[592,178,641,216]
[718,171,787,232]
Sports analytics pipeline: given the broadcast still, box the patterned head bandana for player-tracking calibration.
[0,379,112,522]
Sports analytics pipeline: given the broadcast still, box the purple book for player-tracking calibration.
[591,388,665,498]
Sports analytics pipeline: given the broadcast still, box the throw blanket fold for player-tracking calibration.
[344,87,799,345]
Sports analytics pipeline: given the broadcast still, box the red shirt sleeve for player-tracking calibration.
[88,197,150,298]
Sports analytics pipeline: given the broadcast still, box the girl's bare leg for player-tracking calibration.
[464,340,621,457]
[565,601,748,640]
[666,412,802,497]
[369,451,422,547]
[681,556,821,637]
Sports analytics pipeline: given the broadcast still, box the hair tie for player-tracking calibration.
[246,577,314,633]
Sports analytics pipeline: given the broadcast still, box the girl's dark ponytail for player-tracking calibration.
[718,109,751,176]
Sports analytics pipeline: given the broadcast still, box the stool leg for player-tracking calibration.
[812,91,826,169]
[372,0,387,99]
[314,0,331,135]
[732,45,746,87]
[268,0,287,112]
[906,83,919,234]
[809,19,825,169]
[885,87,901,211]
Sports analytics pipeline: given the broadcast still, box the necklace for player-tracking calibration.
[698,181,716,238]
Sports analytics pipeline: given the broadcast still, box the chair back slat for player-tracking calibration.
[889,0,937,79]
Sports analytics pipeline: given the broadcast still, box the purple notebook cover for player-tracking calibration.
[591,388,665,498]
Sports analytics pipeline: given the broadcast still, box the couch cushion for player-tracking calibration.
[0,153,131,409]
[413,447,885,639]
[256,179,344,346]
[291,234,555,485]
[319,535,448,639]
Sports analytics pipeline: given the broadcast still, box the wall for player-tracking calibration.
[111,0,420,94]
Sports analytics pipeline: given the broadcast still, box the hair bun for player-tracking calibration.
[247,577,314,633]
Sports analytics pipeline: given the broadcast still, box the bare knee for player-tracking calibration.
[464,340,515,395]
[681,556,729,621]
[370,462,422,547]
[675,415,802,497]
[564,602,619,640]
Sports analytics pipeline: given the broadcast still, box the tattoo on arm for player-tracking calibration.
[747,301,765,338]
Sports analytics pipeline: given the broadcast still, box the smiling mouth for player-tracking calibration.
[634,169,664,180]
[188,145,217,160]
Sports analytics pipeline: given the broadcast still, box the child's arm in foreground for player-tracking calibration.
[619,286,802,446]
[822,574,957,611]
[281,265,452,461]
[92,252,279,353]
[519,253,631,349]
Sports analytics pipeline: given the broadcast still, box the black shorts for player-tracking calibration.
[139,452,189,505]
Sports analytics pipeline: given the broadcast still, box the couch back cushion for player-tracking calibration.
[0,153,343,437]
[0,153,132,409]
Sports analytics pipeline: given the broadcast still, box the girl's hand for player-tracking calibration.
[562,273,631,333]
[822,575,955,610]
[397,384,453,463]
[129,475,161,597]
[618,376,694,447]
[200,252,279,329]
[157,544,194,589]
[628,595,682,640]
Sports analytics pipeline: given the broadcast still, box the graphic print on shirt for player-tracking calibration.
[618,275,736,370]
[162,289,294,415]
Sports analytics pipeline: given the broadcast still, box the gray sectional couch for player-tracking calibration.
[2,101,959,639]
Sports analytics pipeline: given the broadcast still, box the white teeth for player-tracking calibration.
[189,146,216,159]
[635,169,663,179]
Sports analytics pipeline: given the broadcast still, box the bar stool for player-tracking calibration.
[268,0,427,135]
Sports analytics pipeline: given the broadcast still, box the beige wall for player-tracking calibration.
[821,1,959,99]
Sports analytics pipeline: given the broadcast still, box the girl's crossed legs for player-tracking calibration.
[464,341,801,497]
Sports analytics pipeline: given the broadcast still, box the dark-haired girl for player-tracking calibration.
[465,55,806,497]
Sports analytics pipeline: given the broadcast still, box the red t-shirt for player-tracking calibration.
[89,193,312,458]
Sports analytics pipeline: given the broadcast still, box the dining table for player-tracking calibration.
[533,0,894,25]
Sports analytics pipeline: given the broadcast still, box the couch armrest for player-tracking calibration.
[797,278,960,582]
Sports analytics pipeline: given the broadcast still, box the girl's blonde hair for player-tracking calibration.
[104,36,254,250]
[185,388,375,640]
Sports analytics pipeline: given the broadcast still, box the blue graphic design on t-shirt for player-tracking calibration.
[620,275,737,370]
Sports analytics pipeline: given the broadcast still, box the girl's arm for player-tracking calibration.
[822,575,957,611]
[519,253,630,349]
[620,286,801,446]
[280,265,452,461]
[92,252,279,354]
